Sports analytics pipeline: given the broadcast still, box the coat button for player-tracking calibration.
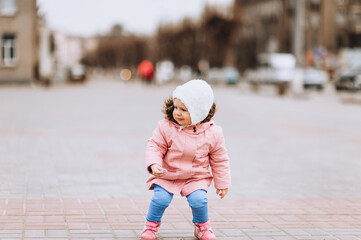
[193,127,196,133]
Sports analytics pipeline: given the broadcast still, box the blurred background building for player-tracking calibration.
[0,0,38,83]
[0,0,360,86]
[234,0,361,69]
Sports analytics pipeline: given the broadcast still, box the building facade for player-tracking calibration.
[234,0,361,69]
[234,0,293,70]
[0,0,38,83]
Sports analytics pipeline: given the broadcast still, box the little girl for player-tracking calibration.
[141,79,231,240]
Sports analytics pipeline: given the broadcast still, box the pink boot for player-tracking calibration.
[140,221,161,240]
[194,220,216,240]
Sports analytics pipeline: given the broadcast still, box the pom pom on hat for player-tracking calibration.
[173,79,214,125]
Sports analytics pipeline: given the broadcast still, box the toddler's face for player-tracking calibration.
[173,98,192,126]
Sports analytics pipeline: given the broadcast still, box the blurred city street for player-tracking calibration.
[0,78,361,239]
[1,0,361,238]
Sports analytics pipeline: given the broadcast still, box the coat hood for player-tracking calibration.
[172,79,214,125]
[167,119,214,134]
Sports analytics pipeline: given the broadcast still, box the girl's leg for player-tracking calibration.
[187,190,216,239]
[146,185,173,222]
[186,189,208,223]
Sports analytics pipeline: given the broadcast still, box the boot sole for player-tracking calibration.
[194,232,200,239]
[194,231,216,240]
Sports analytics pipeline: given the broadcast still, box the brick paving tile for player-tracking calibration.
[220,228,245,237]
[0,198,360,239]
[24,225,66,230]
[24,230,45,238]
[0,230,22,239]
[272,237,298,240]
[46,230,68,237]
[1,81,361,239]
[113,230,137,238]
[88,223,110,230]
[67,223,89,230]
[336,237,361,240]
[1,223,23,230]
[244,237,274,240]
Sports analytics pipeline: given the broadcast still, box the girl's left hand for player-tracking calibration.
[216,188,228,199]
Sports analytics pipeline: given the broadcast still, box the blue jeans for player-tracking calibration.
[146,185,208,223]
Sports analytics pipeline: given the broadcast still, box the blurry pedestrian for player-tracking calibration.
[137,60,154,84]
[141,80,231,240]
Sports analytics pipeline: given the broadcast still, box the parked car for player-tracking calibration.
[302,68,329,90]
[246,53,296,85]
[207,66,240,84]
[223,66,240,84]
[246,54,330,91]
[334,65,361,92]
[177,65,193,82]
[207,67,223,84]
[68,64,86,82]
[155,60,175,84]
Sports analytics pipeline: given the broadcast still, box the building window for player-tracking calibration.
[0,0,17,15]
[2,34,16,66]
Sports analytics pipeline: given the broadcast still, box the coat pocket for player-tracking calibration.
[194,143,210,166]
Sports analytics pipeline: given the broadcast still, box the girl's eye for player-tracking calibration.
[174,106,186,112]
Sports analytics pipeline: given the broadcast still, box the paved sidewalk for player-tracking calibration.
[1,80,361,239]
[1,198,361,239]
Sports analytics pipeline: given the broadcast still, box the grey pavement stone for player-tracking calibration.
[283,229,310,236]
[0,230,22,239]
[1,80,361,239]
[304,228,332,236]
[221,228,245,236]
[1,81,360,199]
[272,237,297,240]
[46,230,68,237]
[113,229,137,237]
[24,230,45,237]
[336,237,361,240]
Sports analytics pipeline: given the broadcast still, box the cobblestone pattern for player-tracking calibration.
[1,80,361,239]
[0,198,360,239]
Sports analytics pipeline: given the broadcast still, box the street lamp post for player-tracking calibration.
[292,0,305,67]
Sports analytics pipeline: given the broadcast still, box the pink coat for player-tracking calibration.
[145,119,231,196]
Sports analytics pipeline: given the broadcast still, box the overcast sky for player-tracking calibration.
[37,0,234,37]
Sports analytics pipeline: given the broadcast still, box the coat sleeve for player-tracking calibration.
[145,121,168,173]
[209,127,231,190]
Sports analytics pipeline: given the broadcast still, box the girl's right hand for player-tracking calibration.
[150,164,166,177]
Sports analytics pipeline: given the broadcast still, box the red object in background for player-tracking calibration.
[137,60,154,81]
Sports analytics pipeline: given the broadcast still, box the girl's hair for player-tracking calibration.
[162,96,216,124]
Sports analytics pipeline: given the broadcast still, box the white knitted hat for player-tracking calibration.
[173,79,214,125]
